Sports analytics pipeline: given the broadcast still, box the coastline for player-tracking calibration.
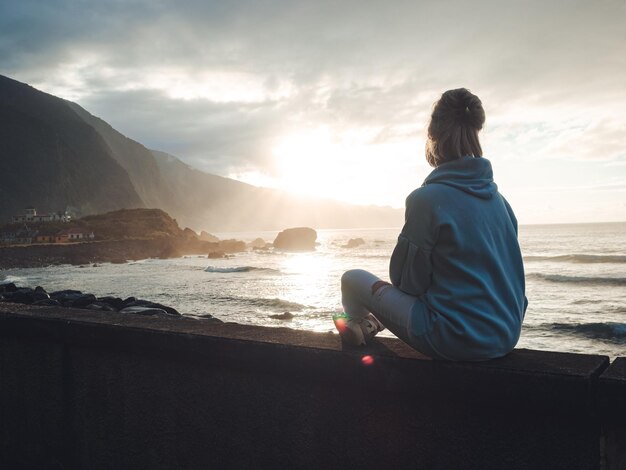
[0,236,241,269]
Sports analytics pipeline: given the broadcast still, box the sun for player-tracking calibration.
[270,126,424,206]
[232,125,426,208]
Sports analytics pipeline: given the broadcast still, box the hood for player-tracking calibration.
[423,156,497,199]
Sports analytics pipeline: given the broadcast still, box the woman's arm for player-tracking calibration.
[389,190,438,296]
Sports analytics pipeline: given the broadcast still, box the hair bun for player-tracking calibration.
[441,88,485,130]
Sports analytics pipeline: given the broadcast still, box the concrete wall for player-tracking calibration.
[0,303,623,470]
[598,358,626,470]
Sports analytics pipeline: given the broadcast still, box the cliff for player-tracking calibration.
[0,74,402,230]
[0,75,143,219]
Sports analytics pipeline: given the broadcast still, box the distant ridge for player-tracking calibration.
[151,149,403,230]
[67,102,178,215]
[0,74,143,218]
[0,74,402,231]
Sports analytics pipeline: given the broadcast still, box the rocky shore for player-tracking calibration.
[0,236,247,269]
[0,208,323,268]
[0,282,220,320]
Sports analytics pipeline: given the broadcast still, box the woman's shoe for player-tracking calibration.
[333,312,385,346]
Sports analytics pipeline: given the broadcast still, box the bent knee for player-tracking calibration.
[341,269,365,286]
[341,269,380,290]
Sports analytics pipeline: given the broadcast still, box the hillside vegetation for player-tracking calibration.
[1,208,184,241]
[77,208,183,240]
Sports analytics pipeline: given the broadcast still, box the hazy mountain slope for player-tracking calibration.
[68,102,177,213]
[0,74,402,230]
[152,150,403,231]
[152,149,274,229]
[0,75,143,220]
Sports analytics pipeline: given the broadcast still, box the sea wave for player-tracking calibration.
[571,299,600,305]
[608,305,626,314]
[524,254,626,263]
[204,266,280,274]
[548,322,626,341]
[208,294,308,311]
[528,273,626,287]
[337,253,390,259]
[0,275,27,284]
[568,301,626,314]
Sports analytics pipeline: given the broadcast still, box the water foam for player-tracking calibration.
[0,275,27,285]
[204,266,279,274]
[207,294,307,311]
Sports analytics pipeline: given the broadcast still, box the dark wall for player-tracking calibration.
[0,303,623,470]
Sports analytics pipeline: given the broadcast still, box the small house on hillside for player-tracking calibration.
[35,232,57,243]
[11,207,70,224]
[0,231,17,244]
[55,228,95,243]
[14,230,38,244]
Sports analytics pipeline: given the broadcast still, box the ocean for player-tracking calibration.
[1,222,625,358]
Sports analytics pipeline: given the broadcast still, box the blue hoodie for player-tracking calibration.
[389,156,527,361]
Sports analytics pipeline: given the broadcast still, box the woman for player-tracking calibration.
[335,88,528,361]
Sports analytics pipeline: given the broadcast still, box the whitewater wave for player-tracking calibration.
[207,294,308,311]
[524,254,626,263]
[0,275,27,284]
[548,322,626,341]
[528,273,626,287]
[204,266,280,274]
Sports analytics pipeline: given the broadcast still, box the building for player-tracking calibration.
[11,207,70,224]
[14,230,38,245]
[0,231,17,244]
[35,233,57,244]
[55,228,95,243]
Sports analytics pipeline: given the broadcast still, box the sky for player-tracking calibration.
[1,0,625,224]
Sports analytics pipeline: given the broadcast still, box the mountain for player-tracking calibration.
[152,150,403,230]
[0,74,402,231]
[67,103,179,215]
[0,75,143,219]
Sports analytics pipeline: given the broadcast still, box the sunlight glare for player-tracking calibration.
[259,126,426,207]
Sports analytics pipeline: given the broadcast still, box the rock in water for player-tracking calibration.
[273,227,317,251]
[269,312,294,320]
[342,237,365,249]
[248,237,266,249]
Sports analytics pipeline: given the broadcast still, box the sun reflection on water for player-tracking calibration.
[279,252,335,314]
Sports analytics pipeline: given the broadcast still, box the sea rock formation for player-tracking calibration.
[218,239,246,253]
[199,231,219,243]
[273,227,317,251]
[342,238,365,249]
[248,238,266,249]
[0,283,220,321]
[183,227,198,239]
[269,312,294,320]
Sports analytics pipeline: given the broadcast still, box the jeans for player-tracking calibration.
[340,269,441,359]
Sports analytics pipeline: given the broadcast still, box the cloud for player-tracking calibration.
[544,120,626,161]
[1,0,626,177]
